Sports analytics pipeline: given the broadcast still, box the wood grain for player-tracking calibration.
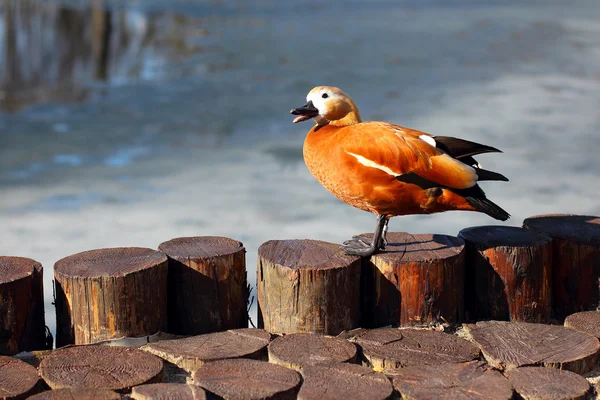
[565,311,600,339]
[54,247,168,346]
[27,388,121,400]
[353,328,480,370]
[459,225,552,322]
[508,367,591,400]
[158,236,248,335]
[192,358,301,400]
[267,333,357,370]
[464,321,600,374]
[523,214,600,319]
[0,355,40,399]
[141,328,271,373]
[257,239,361,335]
[362,233,465,327]
[131,383,207,400]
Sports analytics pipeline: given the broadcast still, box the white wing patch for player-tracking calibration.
[419,135,436,147]
[345,151,401,176]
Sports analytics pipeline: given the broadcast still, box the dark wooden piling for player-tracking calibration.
[0,355,40,399]
[458,226,552,322]
[54,247,168,346]
[257,239,361,335]
[508,367,591,400]
[38,346,163,392]
[565,311,600,339]
[28,388,121,400]
[157,236,248,335]
[523,214,600,320]
[362,233,465,327]
[131,383,207,400]
[0,257,46,355]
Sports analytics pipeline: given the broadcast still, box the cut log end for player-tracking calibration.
[141,328,271,373]
[0,256,39,283]
[391,361,513,400]
[268,333,357,370]
[459,225,552,249]
[299,363,393,400]
[523,214,600,245]
[28,388,121,400]
[565,311,600,339]
[508,367,591,400]
[192,359,301,400]
[368,232,464,262]
[0,355,39,399]
[158,236,244,261]
[39,346,163,392]
[258,239,360,270]
[131,383,208,400]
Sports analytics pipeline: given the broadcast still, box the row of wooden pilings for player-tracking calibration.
[1,213,599,355]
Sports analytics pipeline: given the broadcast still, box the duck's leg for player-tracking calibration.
[341,214,389,256]
[379,218,390,249]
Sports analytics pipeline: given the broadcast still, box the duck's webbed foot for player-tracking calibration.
[340,214,390,257]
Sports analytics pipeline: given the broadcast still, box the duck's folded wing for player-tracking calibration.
[342,122,478,190]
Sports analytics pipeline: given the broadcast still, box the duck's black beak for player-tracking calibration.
[290,100,319,123]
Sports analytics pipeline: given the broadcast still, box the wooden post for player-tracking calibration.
[257,239,361,335]
[458,225,553,322]
[29,389,121,400]
[54,247,168,346]
[157,236,248,335]
[0,256,46,355]
[508,367,591,400]
[362,232,465,327]
[0,355,40,399]
[523,214,600,320]
[131,384,207,400]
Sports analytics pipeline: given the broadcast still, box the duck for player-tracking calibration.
[290,86,509,256]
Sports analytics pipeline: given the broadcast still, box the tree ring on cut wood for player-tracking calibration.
[298,363,393,400]
[362,232,465,327]
[140,328,271,373]
[464,321,600,374]
[38,346,163,392]
[28,388,121,400]
[131,383,207,400]
[353,328,480,370]
[508,367,591,400]
[158,236,248,335]
[268,333,357,370]
[391,361,512,400]
[193,358,301,400]
[0,355,39,399]
[565,311,600,339]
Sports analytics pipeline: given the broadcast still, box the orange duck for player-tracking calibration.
[291,86,509,256]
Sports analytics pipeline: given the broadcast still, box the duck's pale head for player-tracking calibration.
[290,86,361,127]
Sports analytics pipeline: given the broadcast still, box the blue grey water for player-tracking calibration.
[1,0,599,338]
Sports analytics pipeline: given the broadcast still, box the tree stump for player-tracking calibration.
[54,247,168,346]
[565,311,600,339]
[391,361,513,400]
[192,359,301,400]
[157,236,248,335]
[140,328,271,373]
[268,333,357,370]
[28,388,121,400]
[458,226,552,322]
[0,355,40,399]
[131,383,207,400]
[508,367,591,400]
[257,240,361,335]
[38,346,163,392]
[464,321,600,374]
[362,233,465,327]
[0,256,46,355]
[352,328,480,370]
[523,214,600,320]
[298,363,393,400]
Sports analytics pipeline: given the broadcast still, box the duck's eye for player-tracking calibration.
[322,93,329,99]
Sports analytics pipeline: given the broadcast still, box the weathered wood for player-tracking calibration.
[298,363,393,400]
[0,256,46,355]
[131,383,207,400]
[0,355,40,399]
[13,349,53,368]
[523,214,600,320]
[192,358,301,400]
[54,247,168,346]
[353,328,480,370]
[257,239,361,335]
[508,367,591,400]
[565,311,600,338]
[268,333,357,370]
[28,388,121,400]
[158,236,248,335]
[391,361,513,400]
[459,226,552,322]
[38,346,163,392]
[464,321,600,374]
[141,328,271,373]
[362,233,465,327]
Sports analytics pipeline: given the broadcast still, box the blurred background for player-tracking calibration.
[1,0,599,337]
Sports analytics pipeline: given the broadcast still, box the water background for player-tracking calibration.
[1,0,600,339]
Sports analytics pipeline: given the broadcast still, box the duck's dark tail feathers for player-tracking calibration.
[451,185,510,221]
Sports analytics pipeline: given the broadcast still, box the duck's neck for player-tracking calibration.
[328,109,361,127]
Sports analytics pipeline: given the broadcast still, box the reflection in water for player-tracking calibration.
[0,0,209,111]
